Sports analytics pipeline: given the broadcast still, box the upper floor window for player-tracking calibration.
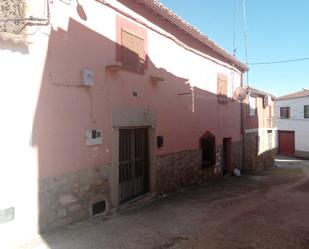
[249,96,257,116]
[280,107,290,119]
[217,74,228,104]
[121,29,145,74]
[304,105,309,119]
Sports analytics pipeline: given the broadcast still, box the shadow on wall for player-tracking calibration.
[30,15,252,236]
[116,0,233,66]
[0,3,254,242]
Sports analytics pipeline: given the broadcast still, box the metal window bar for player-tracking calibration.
[119,128,148,204]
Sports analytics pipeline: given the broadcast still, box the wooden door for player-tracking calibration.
[278,131,295,156]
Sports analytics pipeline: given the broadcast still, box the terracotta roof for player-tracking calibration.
[277,89,309,100]
[246,86,276,99]
[134,0,249,72]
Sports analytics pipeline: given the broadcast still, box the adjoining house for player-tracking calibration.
[276,89,309,158]
[242,87,277,171]
[0,0,248,246]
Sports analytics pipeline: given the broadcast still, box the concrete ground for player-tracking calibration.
[19,156,309,249]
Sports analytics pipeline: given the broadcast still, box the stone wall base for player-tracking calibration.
[38,142,243,231]
[39,164,111,232]
[156,141,242,194]
[295,150,309,159]
[244,131,276,172]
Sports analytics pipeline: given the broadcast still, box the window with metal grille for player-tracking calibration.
[200,133,216,168]
[304,105,309,118]
[217,75,228,103]
[280,107,290,119]
[121,29,145,74]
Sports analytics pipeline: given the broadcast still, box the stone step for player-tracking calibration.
[119,192,156,211]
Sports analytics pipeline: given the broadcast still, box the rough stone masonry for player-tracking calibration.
[0,0,26,34]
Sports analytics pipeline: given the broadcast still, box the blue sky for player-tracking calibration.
[160,0,309,97]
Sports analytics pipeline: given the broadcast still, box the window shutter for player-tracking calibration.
[121,29,145,73]
[280,107,290,119]
[217,75,228,103]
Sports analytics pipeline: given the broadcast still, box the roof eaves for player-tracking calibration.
[138,0,249,72]
[246,86,276,99]
[277,90,309,101]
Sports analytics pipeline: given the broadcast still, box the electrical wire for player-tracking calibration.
[233,0,238,57]
[0,17,47,23]
[242,0,249,85]
[249,57,309,65]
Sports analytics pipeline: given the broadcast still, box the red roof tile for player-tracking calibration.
[278,89,309,100]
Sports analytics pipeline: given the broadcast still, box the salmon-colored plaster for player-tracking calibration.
[0,0,248,243]
[0,0,247,179]
[30,0,245,178]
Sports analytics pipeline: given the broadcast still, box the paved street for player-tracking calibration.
[20,156,309,249]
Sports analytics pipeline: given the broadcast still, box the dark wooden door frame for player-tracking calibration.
[223,138,232,175]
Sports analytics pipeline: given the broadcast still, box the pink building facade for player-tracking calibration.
[0,0,247,245]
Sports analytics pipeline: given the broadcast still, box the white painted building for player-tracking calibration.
[276,89,309,158]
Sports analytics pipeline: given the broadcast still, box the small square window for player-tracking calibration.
[92,200,106,216]
[280,107,290,119]
[304,105,309,118]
